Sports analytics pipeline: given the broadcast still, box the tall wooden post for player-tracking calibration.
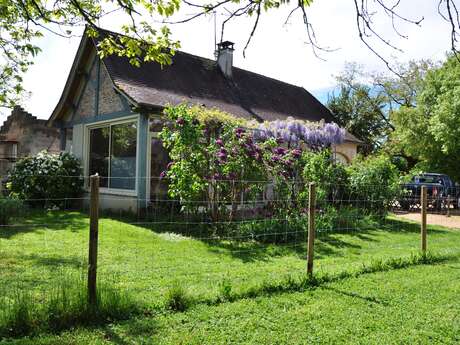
[88,174,100,305]
[447,195,451,217]
[421,185,427,253]
[307,183,316,276]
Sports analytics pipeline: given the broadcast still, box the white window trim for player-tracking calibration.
[84,114,139,196]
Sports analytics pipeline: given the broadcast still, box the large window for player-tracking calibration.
[88,121,137,190]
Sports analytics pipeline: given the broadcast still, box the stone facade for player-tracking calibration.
[0,106,60,177]
[71,58,130,124]
[73,59,98,121]
[98,64,126,115]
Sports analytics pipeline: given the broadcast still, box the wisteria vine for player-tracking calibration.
[159,105,347,220]
[252,118,345,148]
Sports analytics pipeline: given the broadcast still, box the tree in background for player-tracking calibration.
[327,63,389,154]
[390,56,460,182]
[0,1,459,109]
[327,60,435,159]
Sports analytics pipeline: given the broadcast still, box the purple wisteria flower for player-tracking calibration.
[217,147,228,162]
[235,127,245,138]
[166,162,174,170]
[292,149,302,158]
[216,138,224,146]
[217,152,227,161]
[228,172,237,180]
[159,171,167,179]
[176,118,185,126]
[273,147,287,155]
[254,118,345,148]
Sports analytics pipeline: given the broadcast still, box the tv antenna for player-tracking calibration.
[213,10,218,58]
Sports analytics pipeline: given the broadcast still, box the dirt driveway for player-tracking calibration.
[395,211,460,229]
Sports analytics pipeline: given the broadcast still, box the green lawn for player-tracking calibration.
[1,211,460,343]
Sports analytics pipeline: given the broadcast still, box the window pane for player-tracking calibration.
[110,122,137,190]
[89,127,109,188]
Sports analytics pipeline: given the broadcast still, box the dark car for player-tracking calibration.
[400,173,460,210]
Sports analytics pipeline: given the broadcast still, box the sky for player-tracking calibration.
[7,0,454,123]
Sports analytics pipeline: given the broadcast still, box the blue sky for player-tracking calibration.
[5,0,453,123]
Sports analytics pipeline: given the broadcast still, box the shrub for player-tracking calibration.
[316,205,379,233]
[0,197,24,225]
[229,216,307,244]
[159,105,345,221]
[6,151,84,208]
[347,155,400,213]
[301,149,349,204]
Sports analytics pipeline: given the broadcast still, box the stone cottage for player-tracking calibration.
[48,27,361,211]
[0,106,60,177]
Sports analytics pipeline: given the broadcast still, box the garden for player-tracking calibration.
[0,105,459,343]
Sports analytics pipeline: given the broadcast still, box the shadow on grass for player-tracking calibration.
[0,210,88,239]
[321,286,390,306]
[95,211,451,264]
[1,252,454,341]
[19,253,86,269]
[203,216,450,262]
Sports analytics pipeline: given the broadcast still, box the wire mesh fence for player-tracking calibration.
[1,175,460,314]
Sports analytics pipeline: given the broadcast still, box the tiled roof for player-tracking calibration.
[96,28,337,124]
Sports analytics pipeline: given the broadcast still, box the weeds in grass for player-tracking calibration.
[0,273,139,338]
[217,279,233,302]
[205,251,451,305]
[165,282,191,312]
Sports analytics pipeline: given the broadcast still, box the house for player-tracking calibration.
[0,106,60,178]
[48,27,361,211]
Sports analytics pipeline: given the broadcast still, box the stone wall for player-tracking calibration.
[0,106,60,177]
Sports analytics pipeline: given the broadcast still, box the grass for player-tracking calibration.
[0,274,138,338]
[0,210,460,343]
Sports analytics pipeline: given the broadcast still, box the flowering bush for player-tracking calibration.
[159,105,346,221]
[158,105,403,242]
[6,151,84,208]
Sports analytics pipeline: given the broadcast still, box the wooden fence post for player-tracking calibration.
[307,183,316,276]
[447,195,451,217]
[421,185,427,253]
[88,174,100,305]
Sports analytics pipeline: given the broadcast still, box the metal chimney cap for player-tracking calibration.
[217,41,235,50]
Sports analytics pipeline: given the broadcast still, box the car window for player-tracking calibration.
[415,175,443,184]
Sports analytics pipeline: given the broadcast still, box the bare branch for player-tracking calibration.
[243,3,261,57]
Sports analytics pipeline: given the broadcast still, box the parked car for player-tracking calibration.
[400,173,460,210]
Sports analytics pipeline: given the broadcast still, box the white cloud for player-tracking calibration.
[6,0,453,123]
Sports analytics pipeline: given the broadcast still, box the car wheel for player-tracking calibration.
[434,199,443,211]
[400,199,410,211]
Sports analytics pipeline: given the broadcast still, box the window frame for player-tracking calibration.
[84,115,139,196]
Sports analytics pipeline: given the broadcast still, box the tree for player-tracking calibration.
[327,83,388,154]
[328,60,436,157]
[390,55,460,182]
[0,0,459,109]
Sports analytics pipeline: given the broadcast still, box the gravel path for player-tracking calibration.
[395,211,460,229]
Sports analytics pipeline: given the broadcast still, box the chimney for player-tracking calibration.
[216,41,234,79]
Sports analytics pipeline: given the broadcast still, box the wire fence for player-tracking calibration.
[1,175,460,311]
